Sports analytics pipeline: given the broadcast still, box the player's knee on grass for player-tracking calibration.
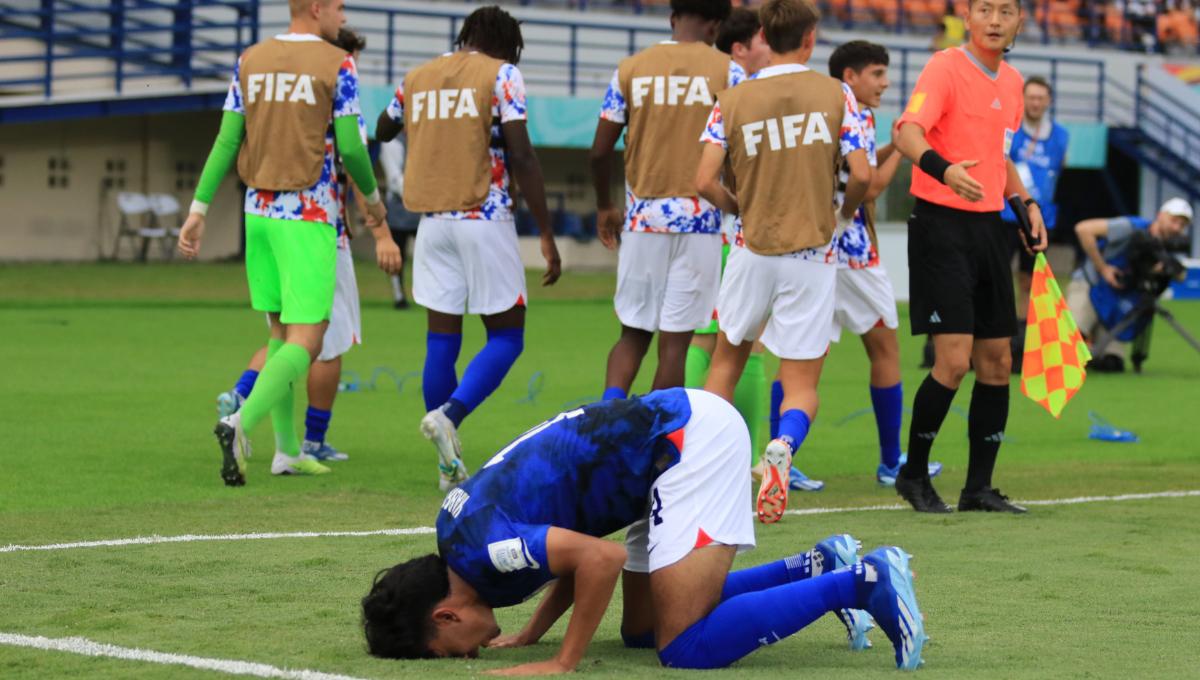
[361,554,450,660]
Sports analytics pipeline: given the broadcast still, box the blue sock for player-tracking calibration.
[658,569,862,669]
[445,327,524,426]
[777,409,811,450]
[871,382,904,468]
[234,370,259,399]
[769,380,783,439]
[719,552,814,601]
[603,386,628,401]
[305,407,331,444]
[423,332,462,412]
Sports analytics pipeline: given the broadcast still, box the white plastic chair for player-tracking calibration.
[112,191,168,261]
[148,193,183,259]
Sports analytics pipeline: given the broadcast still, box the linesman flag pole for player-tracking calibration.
[1008,196,1092,418]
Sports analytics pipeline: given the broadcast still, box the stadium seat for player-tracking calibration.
[148,193,184,259]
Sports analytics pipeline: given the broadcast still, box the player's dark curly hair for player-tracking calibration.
[716,7,761,55]
[455,5,524,65]
[670,0,733,24]
[331,27,366,54]
[361,554,451,659]
[827,40,889,80]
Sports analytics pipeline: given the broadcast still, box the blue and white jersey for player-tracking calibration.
[600,57,745,235]
[1000,119,1069,229]
[436,389,693,607]
[833,106,880,269]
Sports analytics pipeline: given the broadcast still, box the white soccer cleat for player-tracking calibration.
[270,452,331,476]
[756,437,794,524]
[421,408,469,492]
[214,413,250,487]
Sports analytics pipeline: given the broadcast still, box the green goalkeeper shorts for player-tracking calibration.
[244,214,337,325]
[695,240,732,336]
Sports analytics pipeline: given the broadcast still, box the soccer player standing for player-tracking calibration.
[178,0,396,486]
[695,0,871,522]
[375,6,562,492]
[893,0,1047,513]
[590,0,738,401]
[827,40,944,487]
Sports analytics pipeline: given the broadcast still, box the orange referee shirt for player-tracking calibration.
[899,47,1024,213]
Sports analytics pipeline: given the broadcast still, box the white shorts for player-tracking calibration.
[614,231,722,333]
[413,216,527,316]
[624,389,756,574]
[319,241,362,361]
[830,265,900,342]
[717,247,837,361]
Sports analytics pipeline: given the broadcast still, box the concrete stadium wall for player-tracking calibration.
[0,110,243,262]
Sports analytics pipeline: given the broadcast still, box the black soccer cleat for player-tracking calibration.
[214,418,246,487]
[958,487,1027,514]
[896,474,953,513]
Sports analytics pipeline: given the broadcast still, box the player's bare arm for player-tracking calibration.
[376,109,403,142]
[840,147,871,222]
[1004,157,1048,253]
[1075,218,1122,287]
[895,121,984,202]
[502,119,561,286]
[488,528,626,676]
[487,574,575,650]
[694,143,737,215]
[866,142,902,201]
[588,119,625,250]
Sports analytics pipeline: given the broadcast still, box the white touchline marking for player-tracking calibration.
[0,632,372,680]
[783,489,1200,516]
[0,527,434,554]
[2,490,1198,555]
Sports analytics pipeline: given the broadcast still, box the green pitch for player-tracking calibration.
[2,263,1198,679]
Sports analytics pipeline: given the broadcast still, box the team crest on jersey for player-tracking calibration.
[245,73,317,104]
[488,537,540,573]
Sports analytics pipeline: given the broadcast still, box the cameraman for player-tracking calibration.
[1069,198,1193,369]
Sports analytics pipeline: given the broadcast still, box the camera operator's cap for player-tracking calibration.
[1160,197,1193,224]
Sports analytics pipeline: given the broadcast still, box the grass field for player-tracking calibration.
[2,262,1199,679]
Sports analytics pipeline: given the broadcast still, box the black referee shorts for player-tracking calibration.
[908,199,1017,339]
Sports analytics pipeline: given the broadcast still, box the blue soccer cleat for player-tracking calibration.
[302,439,349,462]
[863,547,928,670]
[789,466,825,492]
[813,534,874,650]
[216,389,245,419]
[877,454,943,487]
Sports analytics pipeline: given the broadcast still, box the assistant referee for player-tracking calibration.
[893,0,1047,514]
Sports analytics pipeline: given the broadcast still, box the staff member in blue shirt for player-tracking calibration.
[1001,75,1069,315]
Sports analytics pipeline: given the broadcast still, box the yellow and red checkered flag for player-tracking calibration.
[1021,253,1093,418]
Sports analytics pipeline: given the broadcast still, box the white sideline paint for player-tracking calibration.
[2,490,1197,555]
[0,527,434,554]
[0,633,371,680]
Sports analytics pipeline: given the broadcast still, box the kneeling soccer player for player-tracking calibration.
[361,388,927,673]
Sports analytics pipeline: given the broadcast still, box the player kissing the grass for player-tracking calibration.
[361,388,926,674]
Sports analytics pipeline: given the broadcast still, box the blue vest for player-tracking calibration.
[1000,121,1069,229]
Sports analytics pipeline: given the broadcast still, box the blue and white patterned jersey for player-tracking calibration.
[436,389,693,608]
[599,54,745,235]
[699,68,867,263]
[224,34,361,229]
[385,59,527,222]
[833,106,880,269]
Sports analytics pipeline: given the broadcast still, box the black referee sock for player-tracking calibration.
[902,374,958,479]
[965,381,1010,493]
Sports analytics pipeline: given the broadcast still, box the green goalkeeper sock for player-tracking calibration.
[734,352,768,467]
[685,344,712,389]
[239,342,310,455]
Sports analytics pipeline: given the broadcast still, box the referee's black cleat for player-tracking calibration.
[958,487,1027,514]
[214,415,248,487]
[895,474,953,513]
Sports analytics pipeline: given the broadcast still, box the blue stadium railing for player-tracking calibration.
[0,0,259,98]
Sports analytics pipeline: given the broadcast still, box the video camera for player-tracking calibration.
[1120,230,1189,297]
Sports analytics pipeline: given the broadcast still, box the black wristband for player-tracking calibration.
[1024,197,1038,209]
[918,149,953,185]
